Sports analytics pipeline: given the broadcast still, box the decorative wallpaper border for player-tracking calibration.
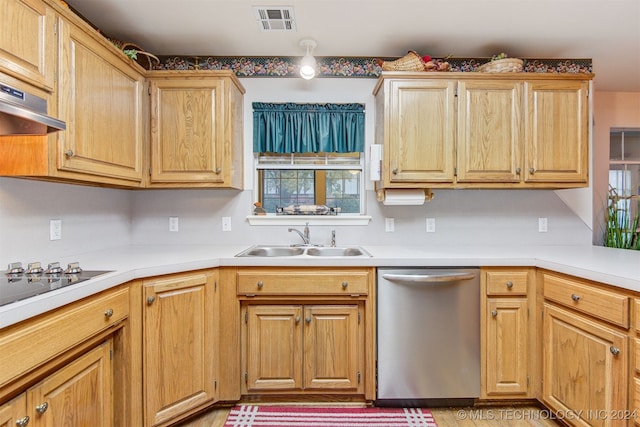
[150,56,593,78]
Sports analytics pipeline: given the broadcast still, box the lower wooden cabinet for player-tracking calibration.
[0,340,113,427]
[236,267,375,400]
[481,267,533,398]
[140,269,218,427]
[245,304,361,393]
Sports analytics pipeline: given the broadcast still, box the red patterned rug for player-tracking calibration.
[223,405,438,427]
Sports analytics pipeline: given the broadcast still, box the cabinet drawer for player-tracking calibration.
[485,270,529,295]
[543,272,629,328]
[0,286,129,388]
[237,269,370,296]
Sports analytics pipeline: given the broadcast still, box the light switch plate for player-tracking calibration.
[169,216,179,232]
[426,218,436,233]
[385,217,394,232]
[222,217,232,232]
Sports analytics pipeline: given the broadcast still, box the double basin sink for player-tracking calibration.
[236,245,371,258]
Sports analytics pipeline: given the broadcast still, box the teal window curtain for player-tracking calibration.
[253,103,365,153]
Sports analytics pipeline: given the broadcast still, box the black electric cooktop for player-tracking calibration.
[0,262,112,307]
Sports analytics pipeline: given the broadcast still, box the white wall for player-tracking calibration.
[0,78,605,266]
[129,78,592,248]
[0,177,131,265]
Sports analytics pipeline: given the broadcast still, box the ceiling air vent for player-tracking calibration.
[253,6,296,31]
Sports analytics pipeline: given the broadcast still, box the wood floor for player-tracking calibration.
[177,404,564,427]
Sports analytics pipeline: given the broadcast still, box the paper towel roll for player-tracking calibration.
[382,189,426,205]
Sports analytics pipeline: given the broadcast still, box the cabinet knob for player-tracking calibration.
[515,167,521,174]
[295,316,301,324]
[392,168,398,175]
[571,294,581,302]
[146,296,155,305]
[506,281,513,288]
[64,150,74,158]
[610,346,621,356]
[104,308,114,318]
[35,402,48,415]
[257,281,263,289]
[305,316,311,323]
[529,167,535,174]
[215,167,222,174]
[342,281,348,289]
[15,416,30,427]
[491,310,498,317]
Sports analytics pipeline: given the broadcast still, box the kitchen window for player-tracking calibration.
[250,102,370,224]
[609,128,640,223]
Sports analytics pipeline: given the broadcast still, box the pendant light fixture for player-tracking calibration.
[299,39,317,79]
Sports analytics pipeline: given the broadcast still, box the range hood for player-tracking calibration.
[0,81,66,135]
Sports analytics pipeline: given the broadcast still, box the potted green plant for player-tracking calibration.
[604,185,640,250]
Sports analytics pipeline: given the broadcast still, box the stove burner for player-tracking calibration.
[1,261,112,306]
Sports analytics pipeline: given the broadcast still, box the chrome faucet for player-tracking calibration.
[288,222,310,245]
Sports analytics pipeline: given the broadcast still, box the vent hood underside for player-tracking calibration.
[0,82,66,136]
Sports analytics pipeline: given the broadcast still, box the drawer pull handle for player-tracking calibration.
[529,167,535,174]
[215,167,221,174]
[64,149,74,158]
[515,167,521,174]
[147,296,155,305]
[257,281,264,289]
[35,402,48,415]
[295,316,300,323]
[305,316,311,323]
[610,346,621,356]
[104,308,114,318]
[571,294,581,302]
[342,281,348,289]
[392,167,398,175]
[506,281,513,288]
[491,310,498,317]
[16,416,30,427]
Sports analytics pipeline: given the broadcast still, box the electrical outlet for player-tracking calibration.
[49,219,62,240]
[222,216,232,232]
[385,217,394,232]
[169,216,179,232]
[538,217,548,233]
[426,218,436,233]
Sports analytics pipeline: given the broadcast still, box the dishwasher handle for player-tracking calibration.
[381,272,477,284]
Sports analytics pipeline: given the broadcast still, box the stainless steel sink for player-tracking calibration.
[236,246,305,257]
[305,246,370,257]
[235,245,371,257]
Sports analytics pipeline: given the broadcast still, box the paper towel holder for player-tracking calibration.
[376,188,434,205]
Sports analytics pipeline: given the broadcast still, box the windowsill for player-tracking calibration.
[246,215,372,226]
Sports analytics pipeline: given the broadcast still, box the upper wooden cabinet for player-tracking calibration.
[55,15,145,186]
[375,78,456,183]
[373,72,592,189]
[0,0,55,91]
[147,71,245,189]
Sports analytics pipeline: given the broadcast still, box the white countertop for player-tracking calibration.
[1,244,639,329]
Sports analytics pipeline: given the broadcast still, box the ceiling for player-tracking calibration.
[65,0,640,92]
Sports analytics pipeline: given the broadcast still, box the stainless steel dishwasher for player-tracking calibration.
[376,267,480,407]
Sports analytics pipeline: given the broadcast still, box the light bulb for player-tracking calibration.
[299,54,317,79]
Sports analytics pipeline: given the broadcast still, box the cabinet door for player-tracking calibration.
[303,305,361,391]
[143,272,216,426]
[0,0,55,90]
[485,298,529,396]
[149,78,226,183]
[457,80,524,182]
[0,394,28,427]
[525,80,589,183]
[384,79,456,184]
[543,303,628,427]
[245,305,303,391]
[57,17,144,184]
[27,340,113,427]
